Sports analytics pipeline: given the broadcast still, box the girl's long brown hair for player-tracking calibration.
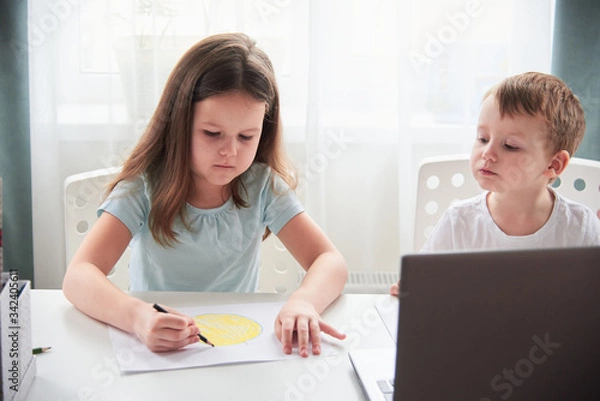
[108,33,296,246]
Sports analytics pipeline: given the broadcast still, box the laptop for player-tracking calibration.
[349,246,600,401]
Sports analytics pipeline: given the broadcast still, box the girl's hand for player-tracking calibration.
[133,304,200,352]
[390,282,400,297]
[275,298,346,357]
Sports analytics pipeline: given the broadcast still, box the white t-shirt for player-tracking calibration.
[421,190,600,253]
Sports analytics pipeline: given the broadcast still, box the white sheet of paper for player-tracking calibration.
[108,301,341,372]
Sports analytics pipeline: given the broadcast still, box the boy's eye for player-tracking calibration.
[477,137,489,144]
[504,144,519,151]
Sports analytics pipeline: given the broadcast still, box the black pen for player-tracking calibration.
[152,303,215,347]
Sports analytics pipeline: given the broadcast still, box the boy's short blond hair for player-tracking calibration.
[483,72,586,156]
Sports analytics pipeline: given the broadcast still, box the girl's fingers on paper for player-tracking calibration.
[279,317,296,354]
[296,317,310,357]
[155,325,199,343]
[154,311,194,331]
[148,335,198,352]
[150,314,198,342]
[309,319,322,355]
[318,320,346,340]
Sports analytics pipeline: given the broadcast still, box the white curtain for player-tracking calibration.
[30,0,555,288]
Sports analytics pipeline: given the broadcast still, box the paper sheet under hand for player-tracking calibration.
[108,301,342,372]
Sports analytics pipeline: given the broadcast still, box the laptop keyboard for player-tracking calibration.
[376,378,395,400]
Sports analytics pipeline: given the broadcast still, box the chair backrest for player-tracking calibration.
[64,167,131,289]
[414,155,600,252]
[64,168,302,293]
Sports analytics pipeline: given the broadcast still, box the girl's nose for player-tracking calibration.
[219,138,237,157]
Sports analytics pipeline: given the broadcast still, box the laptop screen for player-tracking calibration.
[395,246,600,401]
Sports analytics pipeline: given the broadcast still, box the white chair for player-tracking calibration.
[64,168,303,293]
[414,155,600,252]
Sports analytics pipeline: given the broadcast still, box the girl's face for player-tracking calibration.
[470,95,558,195]
[190,90,265,198]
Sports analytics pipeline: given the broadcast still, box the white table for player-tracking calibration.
[24,290,397,401]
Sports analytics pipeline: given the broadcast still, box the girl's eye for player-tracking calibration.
[239,135,253,141]
[477,137,489,144]
[504,144,519,151]
[204,130,220,137]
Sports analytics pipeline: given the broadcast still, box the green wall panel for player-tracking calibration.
[0,0,34,284]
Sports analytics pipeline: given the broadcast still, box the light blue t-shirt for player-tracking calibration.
[99,163,304,292]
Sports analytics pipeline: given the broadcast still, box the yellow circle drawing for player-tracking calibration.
[193,314,263,347]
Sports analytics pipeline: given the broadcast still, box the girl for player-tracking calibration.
[63,33,348,358]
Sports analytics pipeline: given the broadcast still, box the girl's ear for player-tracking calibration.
[545,150,570,179]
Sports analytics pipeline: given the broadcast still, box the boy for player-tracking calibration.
[391,72,600,296]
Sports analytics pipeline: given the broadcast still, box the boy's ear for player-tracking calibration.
[545,150,570,179]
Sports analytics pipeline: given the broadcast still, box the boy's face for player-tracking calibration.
[470,95,557,194]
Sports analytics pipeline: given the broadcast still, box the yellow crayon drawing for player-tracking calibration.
[193,314,263,347]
